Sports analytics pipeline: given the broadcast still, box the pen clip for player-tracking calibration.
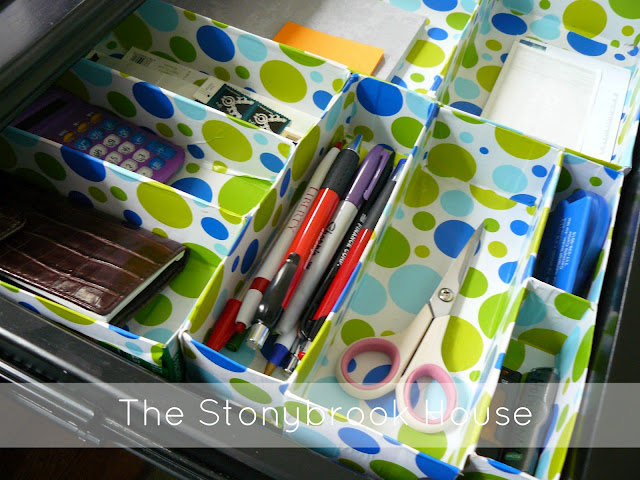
[363,148,391,202]
[255,252,300,325]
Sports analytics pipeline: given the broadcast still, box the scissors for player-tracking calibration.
[336,225,484,433]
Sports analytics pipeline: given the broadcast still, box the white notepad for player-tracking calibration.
[483,39,631,161]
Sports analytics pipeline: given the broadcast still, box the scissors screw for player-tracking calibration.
[438,288,454,302]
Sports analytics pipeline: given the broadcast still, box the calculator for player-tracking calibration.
[12,87,185,184]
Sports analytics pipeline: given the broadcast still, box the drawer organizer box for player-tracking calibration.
[0,1,637,480]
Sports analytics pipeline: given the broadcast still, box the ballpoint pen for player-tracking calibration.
[246,135,363,350]
[263,145,391,375]
[204,141,343,351]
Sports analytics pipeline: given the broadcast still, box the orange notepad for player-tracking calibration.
[273,22,384,75]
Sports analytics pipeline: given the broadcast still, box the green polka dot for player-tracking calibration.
[623,25,634,36]
[279,44,325,67]
[462,392,492,451]
[260,60,307,103]
[484,218,500,232]
[479,292,508,338]
[338,459,364,474]
[442,316,483,372]
[486,40,502,51]
[55,71,89,102]
[527,205,537,216]
[452,111,485,124]
[169,36,197,62]
[344,91,356,109]
[149,51,178,64]
[370,460,417,480]
[88,186,107,203]
[235,66,250,79]
[171,243,221,298]
[289,181,308,210]
[341,319,375,345]
[34,152,65,180]
[112,14,152,51]
[212,19,228,28]
[447,12,471,30]
[563,0,607,38]
[254,188,276,232]
[178,123,193,137]
[564,377,570,393]
[427,143,476,181]
[477,65,502,92]
[152,228,168,238]
[549,413,577,477]
[519,328,567,355]
[489,241,507,257]
[460,268,488,299]
[406,40,445,68]
[554,293,591,320]
[202,120,253,162]
[354,125,374,142]
[230,378,272,404]
[39,297,94,325]
[183,345,197,360]
[556,404,569,432]
[137,183,192,228]
[110,186,127,201]
[213,66,230,82]
[1,281,19,293]
[134,294,172,326]
[573,325,594,381]
[219,176,271,222]
[404,168,439,208]
[213,161,227,173]
[107,91,137,118]
[381,330,395,337]
[415,245,430,258]
[391,117,422,148]
[540,0,551,8]
[398,425,447,459]
[151,344,163,366]
[284,401,324,425]
[611,39,620,47]
[412,212,436,231]
[185,163,199,174]
[557,166,572,192]
[589,176,602,187]
[271,204,283,227]
[189,266,223,333]
[13,168,57,193]
[331,78,344,93]
[156,123,173,137]
[292,126,320,181]
[433,121,450,140]
[470,185,517,210]
[469,370,481,381]
[233,280,245,297]
[495,128,551,159]
[375,227,411,268]
[106,41,117,49]
[278,143,291,159]
[183,10,196,20]
[462,41,479,69]
[410,73,425,82]
[611,0,640,19]
[503,340,526,371]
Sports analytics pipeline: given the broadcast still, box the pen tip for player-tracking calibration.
[264,362,277,376]
[345,134,363,155]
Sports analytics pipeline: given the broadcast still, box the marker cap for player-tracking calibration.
[246,322,270,350]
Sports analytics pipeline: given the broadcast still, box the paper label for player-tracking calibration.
[122,48,206,84]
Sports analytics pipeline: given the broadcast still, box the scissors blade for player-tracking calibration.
[429,224,484,318]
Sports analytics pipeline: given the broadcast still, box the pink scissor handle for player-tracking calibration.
[400,363,457,429]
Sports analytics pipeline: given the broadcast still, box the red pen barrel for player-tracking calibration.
[205,298,246,351]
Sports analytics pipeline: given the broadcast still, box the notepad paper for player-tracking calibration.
[483,39,631,161]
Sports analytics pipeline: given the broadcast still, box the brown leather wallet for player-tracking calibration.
[0,175,188,326]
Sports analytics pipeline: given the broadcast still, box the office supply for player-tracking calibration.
[225,330,248,352]
[336,226,484,433]
[204,141,343,351]
[483,38,630,161]
[245,135,362,350]
[534,190,610,297]
[12,87,185,184]
[273,22,384,75]
[264,325,297,376]
[0,176,188,326]
[296,158,405,364]
[264,145,392,375]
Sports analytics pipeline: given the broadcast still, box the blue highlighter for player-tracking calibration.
[535,190,610,297]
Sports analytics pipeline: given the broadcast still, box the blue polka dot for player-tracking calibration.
[499,261,518,283]
[171,177,213,202]
[510,220,528,236]
[422,0,457,12]
[313,90,333,110]
[237,34,267,62]
[289,426,340,458]
[3,128,38,147]
[406,91,432,120]
[629,46,639,57]
[197,26,235,62]
[390,0,421,11]
[338,427,380,455]
[503,0,534,14]
[450,101,482,116]
[604,166,620,181]
[363,364,392,386]
[232,256,239,272]
[615,53,625,61]
[434,220,475,258]
[241,239,259,274]
[536,450,552,476]
[260,152,284,173]
[123,209,142,226]
[214,244,229,256]
[441,190,474,216]
[18,302,39,313]
[428,27,448,40]
[389,265,441,314]
[480,147,489,154]
[532,165,547,177]
[280,168,291,197]
[201,217,229,240]
[567,32,607,57]
[143,328,174,343]
[132,82,174,119]
[501,53,509,63]
[309,376,360,412]
[460,132,474,143]
[510,194,536,206]
[188,144,205,159]
[254,133,268,145]
[137,0,178,31]
[347,358,356,373]
[325,97,343,130]
[454,78,480,100]
[310,71,324,83]
[68,191,93,208]
[488,459,521,474]
[461,0,476,12]
[416,452,459,479]
[125,341,144,355]
[391,76,408,88]
[111,168,138,182]
[492,13,527,35]
[72,60,112,86]
[558,325,582,377]
[530,15,562,40]
[109,325,138,338]
[356,77,403,117]
[193,339,247,372]
[482,53,493,61]
[517,293,547,326]
[174,95,207,120]
[384,435,402,445]
[61,146,106,182]
[351,274,387,315]
[493,165,528,193]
